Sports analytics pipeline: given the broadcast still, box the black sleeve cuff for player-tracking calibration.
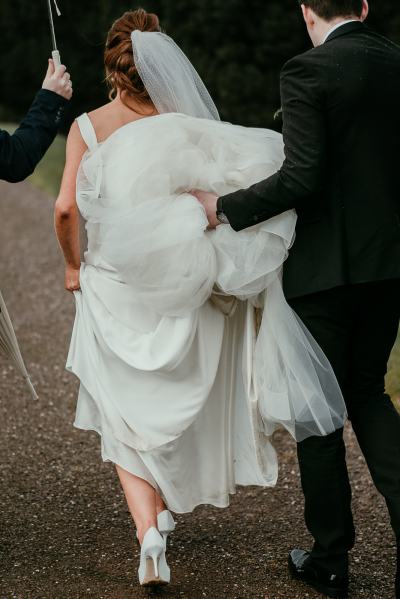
[35,88,69,109]
[33,89,69,127]
[217,195,224,214]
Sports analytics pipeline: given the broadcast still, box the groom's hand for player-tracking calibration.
[192,190,220,229]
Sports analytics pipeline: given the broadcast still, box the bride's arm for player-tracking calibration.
[54,122,86,292]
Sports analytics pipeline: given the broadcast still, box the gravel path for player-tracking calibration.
[0,180,396,599]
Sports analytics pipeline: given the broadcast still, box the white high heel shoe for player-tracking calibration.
[157,510,176,546]
[138,527,169,586]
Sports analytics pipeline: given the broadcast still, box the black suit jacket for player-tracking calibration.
[220,22,400,299]
[0,89,67,183]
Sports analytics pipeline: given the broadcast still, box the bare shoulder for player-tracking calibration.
[68,103,111,151]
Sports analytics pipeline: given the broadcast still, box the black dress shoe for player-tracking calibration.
[289,549,349,598]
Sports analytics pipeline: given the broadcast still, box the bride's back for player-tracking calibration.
[87,98,157,145]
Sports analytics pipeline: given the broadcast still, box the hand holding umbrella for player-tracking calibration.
[43,1,72,100]
[42,59,73,100]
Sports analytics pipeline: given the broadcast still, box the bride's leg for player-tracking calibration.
[115,464,159,544]
[155,493,167,515]
[116,465,172,585]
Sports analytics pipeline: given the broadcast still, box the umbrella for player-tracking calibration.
[47,0,62,67]
[0,291,38,400]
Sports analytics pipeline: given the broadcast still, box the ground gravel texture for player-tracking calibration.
[0,180,397,599]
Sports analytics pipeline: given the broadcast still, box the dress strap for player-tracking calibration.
[76,113,98,151]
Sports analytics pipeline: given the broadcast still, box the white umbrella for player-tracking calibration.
[0,291,38,400]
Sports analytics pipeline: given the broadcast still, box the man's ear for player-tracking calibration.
[360,0,369,22]
[301,4,315,28]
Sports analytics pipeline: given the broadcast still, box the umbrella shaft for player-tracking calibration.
[47,0,58,51]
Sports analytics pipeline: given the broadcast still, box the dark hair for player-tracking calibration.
[299,0,363,20]
[104,8,161,106]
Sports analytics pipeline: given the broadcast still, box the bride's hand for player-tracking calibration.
[65,265,81,293]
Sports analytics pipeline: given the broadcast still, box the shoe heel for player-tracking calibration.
[157,510,176,549]
[150,551,160,578]
[138,527,167,586]
[157,510,176,535]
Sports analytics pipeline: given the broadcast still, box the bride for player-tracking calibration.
[55,8,346,588]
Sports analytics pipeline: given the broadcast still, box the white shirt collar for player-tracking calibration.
[322,19,360,44]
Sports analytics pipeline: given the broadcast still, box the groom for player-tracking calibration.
[195,0,400,597]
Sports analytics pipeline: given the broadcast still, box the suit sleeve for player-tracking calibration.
[220,56,327,231]
[0,89,68,183]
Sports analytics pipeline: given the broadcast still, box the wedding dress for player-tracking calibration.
[66,111,346,513]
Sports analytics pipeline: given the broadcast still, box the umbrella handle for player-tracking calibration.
[52,50,61,68]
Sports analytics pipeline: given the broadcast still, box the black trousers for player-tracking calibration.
[288,279,400,575]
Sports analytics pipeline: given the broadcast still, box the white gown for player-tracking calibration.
[66,112,346,514]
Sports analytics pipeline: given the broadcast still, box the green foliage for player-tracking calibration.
[26,133,66,196]
[387,331,400,403]
[0,1,399,131]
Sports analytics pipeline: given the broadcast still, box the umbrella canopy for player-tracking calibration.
[0,291,38,400]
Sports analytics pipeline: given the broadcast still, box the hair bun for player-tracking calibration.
[130,7,159,32]
[104,9,161,104]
